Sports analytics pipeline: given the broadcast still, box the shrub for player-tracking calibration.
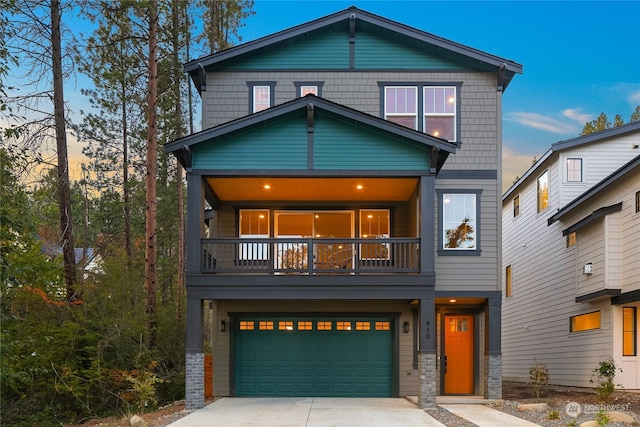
[590,358,622,402]
[529,360,550,400]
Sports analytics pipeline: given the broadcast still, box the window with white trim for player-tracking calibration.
[567,158,582,182]
[424,86,456,141]
[253,86,270,112]
[294,81,324,97]
[384,86,417,129]
[537,170,549,212]
[513,195,520,217]
[442,193,476,250]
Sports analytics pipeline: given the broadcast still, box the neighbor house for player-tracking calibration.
[502,122,640,389]
[166,7,521,409]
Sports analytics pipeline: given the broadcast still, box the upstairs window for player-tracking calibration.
[384,86,418,129]
[636,191,640,213]
[567,158,583,182]
[513,195,520,217]
[566,232,577,247]
[537,170,549,212]
[424,86,456,141]
[295,81,323,97]
[248,81,276,113]
[570,311,601,332]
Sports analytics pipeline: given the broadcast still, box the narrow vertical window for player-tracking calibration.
[623,307,637,356]
[537,170,549,212]
[567,158,582,182]
[424,86,456,141]
[566,232,577,247]
[384,86,417,129]
[505,265,512,297]
[513,195,520,217]
[253,86,270,112]
[636,191,640,214]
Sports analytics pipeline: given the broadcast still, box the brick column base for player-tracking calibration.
[418,352,437,409]
[186,351,205,410]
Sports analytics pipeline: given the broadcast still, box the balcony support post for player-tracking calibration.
[186,172,204,274]
[420,175,435,274]
[185,296,205,409]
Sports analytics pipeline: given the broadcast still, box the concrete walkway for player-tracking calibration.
[439,404,542,427]
[166,397,447,427]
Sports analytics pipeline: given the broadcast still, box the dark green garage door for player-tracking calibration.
[235,317,393,397]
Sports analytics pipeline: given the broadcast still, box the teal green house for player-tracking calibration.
[166,7,521,409]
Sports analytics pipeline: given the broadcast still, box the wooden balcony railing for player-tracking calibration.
[201,238,420,274]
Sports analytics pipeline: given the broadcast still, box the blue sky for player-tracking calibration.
[236,1,640,187]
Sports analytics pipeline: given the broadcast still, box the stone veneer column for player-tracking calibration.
[484,353,502,400]
[185,351,205,409]
[418,352,437,409]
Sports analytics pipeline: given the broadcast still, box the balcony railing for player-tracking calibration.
[201,238,420,274]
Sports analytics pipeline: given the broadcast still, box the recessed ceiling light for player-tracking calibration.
[263,184,271,190]
[449,299,457,303]
[356,184,363,190]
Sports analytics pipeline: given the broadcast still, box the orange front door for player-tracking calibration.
[444,314,474,394]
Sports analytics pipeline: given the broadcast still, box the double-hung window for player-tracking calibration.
[248,81,276,113]
[567,158,582,182]
[384,86,417,129]
[382,83,460,142]
[437,190,481,255]
[424,86,456,141]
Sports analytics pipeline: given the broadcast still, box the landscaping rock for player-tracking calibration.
[517,403,548,412]
[579,421,599,427]
[130,414,148,427]
[608,411,636,424]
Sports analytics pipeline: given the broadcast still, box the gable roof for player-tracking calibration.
[165,94,456,172]
[185,6,522,92]
[547,154,640,225]
[503,121,640,201]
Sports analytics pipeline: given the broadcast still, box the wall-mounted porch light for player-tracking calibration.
[403,321,410,333]
[220,320,226,332]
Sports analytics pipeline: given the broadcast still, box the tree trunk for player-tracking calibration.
[51,0,77,302]
[121,74,132,266]
[175,0,186,321]
[145,0,158,350]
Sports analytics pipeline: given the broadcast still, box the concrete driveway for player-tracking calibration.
[165,397,447,427]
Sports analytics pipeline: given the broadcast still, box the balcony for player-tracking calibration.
[201,238,420,275]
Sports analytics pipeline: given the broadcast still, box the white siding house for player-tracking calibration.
[502,122,640,388]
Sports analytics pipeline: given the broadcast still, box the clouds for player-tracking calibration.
[506,112,578,135]
[562,108,591,124]
[629,90,640,105]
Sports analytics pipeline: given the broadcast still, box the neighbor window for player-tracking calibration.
[623,307,637,356]
[442,193,476,250]
[384,86,418,129]
[636,191,640,213]
[566,232,577,247]
[248,81,276,113]
[424,86,456,141]
[567,158,582,182]
[513,195,520,217]
[537,170,549,212]
[570,311,601,332]
[505,265,512,297]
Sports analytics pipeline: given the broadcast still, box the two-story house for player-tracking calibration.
[502,122,640,389]
[166,7,521,409]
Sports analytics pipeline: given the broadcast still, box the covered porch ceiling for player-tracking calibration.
[206,177,420,202]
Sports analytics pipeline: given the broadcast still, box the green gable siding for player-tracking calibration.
[313,113,430,170]
[192,118,308,170]
[354,29,466,70]
[226,29,349,69]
